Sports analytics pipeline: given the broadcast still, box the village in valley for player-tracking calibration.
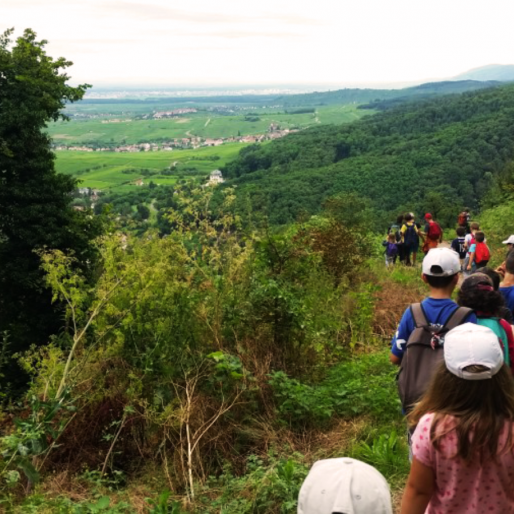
[55,122,296,153]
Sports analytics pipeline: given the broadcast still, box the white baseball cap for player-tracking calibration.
[298,458,392,514]
[502,235,514,245]
[422,247,461,277]
[444,323,504,380]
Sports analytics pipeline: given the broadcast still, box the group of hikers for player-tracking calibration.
[383,211,445,268]
[295,214,514,513]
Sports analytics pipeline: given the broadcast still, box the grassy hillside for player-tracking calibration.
[56,143,246,190]
[221,84,514,225]
[48,105,366,145]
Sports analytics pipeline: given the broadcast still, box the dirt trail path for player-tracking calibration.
[204,118,211,127]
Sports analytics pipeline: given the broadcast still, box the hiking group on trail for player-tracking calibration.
[385,212,443,268]
[297,215,514,513]
[387,214,514,513]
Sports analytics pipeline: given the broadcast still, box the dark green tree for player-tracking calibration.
[0,29,101,388]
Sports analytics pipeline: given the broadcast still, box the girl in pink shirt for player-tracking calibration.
[400,323,514,514]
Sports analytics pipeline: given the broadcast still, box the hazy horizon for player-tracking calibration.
[4,0,514,86]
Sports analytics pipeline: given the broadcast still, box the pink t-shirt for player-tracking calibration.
[413,413,514,513]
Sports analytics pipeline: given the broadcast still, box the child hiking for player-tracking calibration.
[401,213,422,266]
[500,251,514,318]
[390,248,476,410]
[450,226,466,270]
[457,273,514,373]
[382,233,398,268]
[387,214,405,264]
[463,221,480,275]
[467,230,490,271]
[421,213,442,254]
[400,323,514,514]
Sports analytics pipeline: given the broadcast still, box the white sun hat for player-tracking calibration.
[444,323,504,380]
[422,247,461,277]
[298,458,392,514]
[502,235,514,245]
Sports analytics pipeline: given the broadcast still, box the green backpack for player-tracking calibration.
[477,317,510,365]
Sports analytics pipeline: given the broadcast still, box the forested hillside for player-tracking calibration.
[275,80,500,107]
[222,84,514,225]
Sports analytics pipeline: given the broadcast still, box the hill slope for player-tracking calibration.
[221,85,514,225]
[274,80,500,108]
[454,64,514,82]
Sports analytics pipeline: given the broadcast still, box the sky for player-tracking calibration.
[2,0,514,88]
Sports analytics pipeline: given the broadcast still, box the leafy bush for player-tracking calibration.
[269,352,401,428]
[351,429,410,481]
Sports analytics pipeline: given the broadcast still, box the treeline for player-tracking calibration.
[221,84,514,225]
[273,80,500,108]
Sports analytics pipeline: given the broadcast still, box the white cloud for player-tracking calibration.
[1,0,514,86]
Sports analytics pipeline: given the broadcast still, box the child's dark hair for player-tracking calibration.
[470,222,480,231]
[479,267,501,290]
[475,231,485,243]
[456,227,465,237]
[457,273,505,315]
[425,274,458,288]
[404,213,413,222]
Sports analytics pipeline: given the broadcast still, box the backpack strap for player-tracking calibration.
[443,306,473,331]
[410,303,428,328]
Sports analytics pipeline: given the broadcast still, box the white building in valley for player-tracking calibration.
[208,170,224,186]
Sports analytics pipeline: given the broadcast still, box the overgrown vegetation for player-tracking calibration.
[0,183,417,512]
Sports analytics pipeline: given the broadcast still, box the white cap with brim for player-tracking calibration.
[444,323,504,380]
[502,235,514,245]
[298,458,392,514]
[422,248,461,277]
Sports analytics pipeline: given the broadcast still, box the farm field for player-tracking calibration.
[55,142,248,190]
[48,105,370,145]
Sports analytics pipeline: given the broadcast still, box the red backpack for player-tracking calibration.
[427,221,442,241]
[457,212,467,226]
[475,242,490,263]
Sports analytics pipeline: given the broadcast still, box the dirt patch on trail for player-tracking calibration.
[175,118,191,124]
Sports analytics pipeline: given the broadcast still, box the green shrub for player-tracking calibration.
[269,351,401,428]
[351,429,410,482]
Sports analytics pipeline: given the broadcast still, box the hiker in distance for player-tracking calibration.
[401,213,423,266]
[422,213,442,255]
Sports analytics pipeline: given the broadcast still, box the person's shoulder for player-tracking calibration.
[423,297,456,306]
[418,412,435,428]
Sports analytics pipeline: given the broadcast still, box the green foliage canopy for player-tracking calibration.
[0,29,100,387]
[222,85,514,226]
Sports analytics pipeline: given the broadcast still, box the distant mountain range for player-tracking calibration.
[452,64,514,82]
[274,80,501,109]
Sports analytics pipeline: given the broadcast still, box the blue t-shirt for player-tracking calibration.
[391,297,477,359]
[499,286,514,316]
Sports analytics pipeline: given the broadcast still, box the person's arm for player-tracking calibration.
[499,318,514,374]
[390,353,401,365]
[415,224,425,241]
[400,457,435,514]
[468,251,475,270]
[390,308,413,365]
